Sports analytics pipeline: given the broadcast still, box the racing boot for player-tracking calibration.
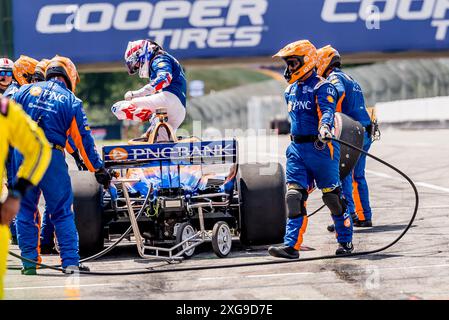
[268,245,299,259]
[353,219,372,227]
[21,267,37,276]
[336,242,354,255]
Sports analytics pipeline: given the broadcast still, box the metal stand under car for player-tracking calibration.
[108,108,234,262]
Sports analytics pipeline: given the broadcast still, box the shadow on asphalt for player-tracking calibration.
[354,224,417,234]
[79,239,273,262]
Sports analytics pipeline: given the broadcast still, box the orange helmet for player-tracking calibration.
[45,55,80,92]
[13,55,39,86]
[33,59,50,82]
[273,40,317,84]
[316,45,341,77]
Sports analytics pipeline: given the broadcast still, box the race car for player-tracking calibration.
[70,109,363,260]
[70,108,288,259]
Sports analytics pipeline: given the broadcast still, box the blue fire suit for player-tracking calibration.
[328,68,372,221]
[6,146,18,240]
[5,82,78,244]
[284,71,352,248]
[40,138,80,248]
[4,82,21,239]
[13,79,103,268]
[3,82,19,98]
[150,53,187,107]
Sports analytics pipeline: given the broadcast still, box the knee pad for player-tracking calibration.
[322,187,345,216]
[286,184,308,218]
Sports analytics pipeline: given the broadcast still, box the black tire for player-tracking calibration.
[238,163,286,246]
[334,112,365,179]
[70,170,104,256]
[175,222,196,258]
[211,221,232,258]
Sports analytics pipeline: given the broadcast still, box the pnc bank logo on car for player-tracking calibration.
[108,147,129,161]
[322,0,449,40]
[36,0,268,50]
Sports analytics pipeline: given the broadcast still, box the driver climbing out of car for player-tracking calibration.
[111,39,187,142]
[268,40,354,259]
[12,55,111,274]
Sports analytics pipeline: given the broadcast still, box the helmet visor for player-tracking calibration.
[125,56,140,75]
[283,56,305,82]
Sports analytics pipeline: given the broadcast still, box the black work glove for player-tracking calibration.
[70,150,88,171]
[95,167,112,189]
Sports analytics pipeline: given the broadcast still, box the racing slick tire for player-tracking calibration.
[334,112,365,179]
[212,221,232,258]
[175,222,196,259]
[238,163,286,246]
[70,170,104,256]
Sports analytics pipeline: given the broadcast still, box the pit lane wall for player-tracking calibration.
[375,96,449,125]
[12,0,449,63]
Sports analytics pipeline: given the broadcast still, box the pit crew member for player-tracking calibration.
[31,59,86,254]
[13,55,111,274]
[268,40,353,259]
[0,58,14,96]
[4,55,39,244]
[317,45,373,227]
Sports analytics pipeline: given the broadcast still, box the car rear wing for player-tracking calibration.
[102,139,238,169]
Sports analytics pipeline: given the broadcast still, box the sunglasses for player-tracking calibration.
[0,71,12,77]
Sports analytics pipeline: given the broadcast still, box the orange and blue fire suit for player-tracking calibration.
[284,71,352,248]
[12,79,103,269]
[328,68,372,221]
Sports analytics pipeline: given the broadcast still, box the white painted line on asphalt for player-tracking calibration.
[4,283,118,291]
[246,272,315,278]
[251,153,449,194]
[198,276,239,281]
[366,169,449,193]
[414,182,449,193]
[366,170,392,179]
[371,205,449,210]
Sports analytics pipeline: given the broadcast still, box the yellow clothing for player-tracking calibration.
[0,97,51,299]
[0,225,9,300]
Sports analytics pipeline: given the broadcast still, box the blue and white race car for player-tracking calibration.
[70,110,288,259]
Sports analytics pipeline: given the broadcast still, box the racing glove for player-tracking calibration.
[124,84,156,101]
[318,124,333,142]
[95,167,112,189]
[70,150,88,171]
[124,91,134,101]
